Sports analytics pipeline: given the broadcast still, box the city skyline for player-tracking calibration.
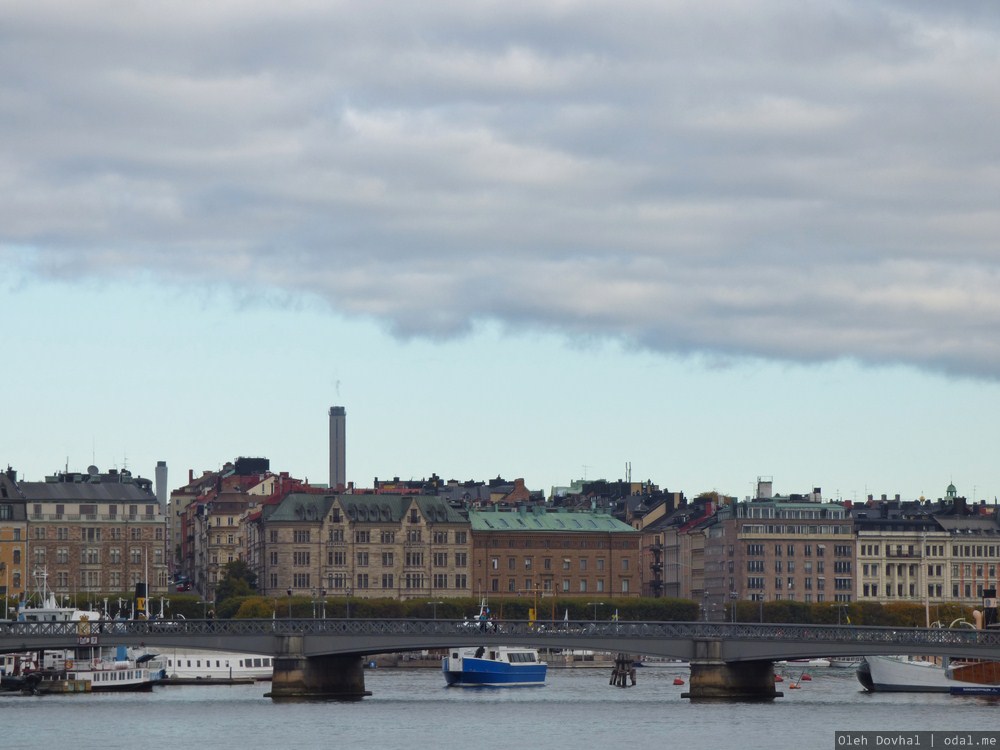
[4,3,1000,501]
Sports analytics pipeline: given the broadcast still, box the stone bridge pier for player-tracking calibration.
[682,639,781,702]
[265,635,372,700]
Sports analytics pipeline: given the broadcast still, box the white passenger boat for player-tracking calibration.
[152,647,273,681]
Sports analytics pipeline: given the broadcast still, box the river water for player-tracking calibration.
[2,664,997,750]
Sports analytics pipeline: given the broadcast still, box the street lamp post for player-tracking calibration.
[311,589,317,619]
[345,587,352,619]
[586,601,604,622]
[730,591,737,623]
[428,601,444,620]
[287,589,292,619]
[320,590,327,619]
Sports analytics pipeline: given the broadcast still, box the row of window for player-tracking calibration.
[745,577,851,591]
[489,556,628,571]
[744,543,848,557]
[859,543,1000,558]
[278,573,470,590]
[32,547,164,565]
[861,563,998,579]
[487,577,630,594]
[861,582,991,599]
[274,550,471,568]
[271,529,470,545]
[17,569,168,590]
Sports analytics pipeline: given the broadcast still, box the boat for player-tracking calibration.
[148,647,273,682]
[1,571,163,693]
[442,645,547,687]
[827,657,862,669]
[856,656,1000,693]
[61,647,164,693]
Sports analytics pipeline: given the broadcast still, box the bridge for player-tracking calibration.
[4,618,998,700]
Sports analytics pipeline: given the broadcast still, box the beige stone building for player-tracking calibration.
[246,493,473,601]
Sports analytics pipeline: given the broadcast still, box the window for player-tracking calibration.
[455,531,467,544]
[455,552,467,567]
[434,552,448,567]
[381,531,396,544]
[356,552,369,567]
[382,552,394,567]
[294,530,310,543]
[405,551,423,567]
[382,574,394,589]
[433,531,448,544]
[355,530,370,544]
[294,551,311,566]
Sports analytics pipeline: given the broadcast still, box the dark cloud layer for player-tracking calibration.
[4,1,1000,376]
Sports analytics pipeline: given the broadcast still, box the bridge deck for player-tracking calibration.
[2,619,999,662]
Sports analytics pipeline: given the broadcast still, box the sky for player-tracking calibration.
[3,1,1000,503]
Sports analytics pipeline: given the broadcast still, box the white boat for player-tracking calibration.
[856,656,1000,693]
[63,647,164,692]
[827,657,862,669]
[151,647,273,682]
[3,570,163,693]
[442,645,547,687]
[777,658,830,668]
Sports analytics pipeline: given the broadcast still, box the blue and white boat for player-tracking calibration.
[442,645,547,687]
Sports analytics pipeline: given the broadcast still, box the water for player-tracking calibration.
[2,665,997,750]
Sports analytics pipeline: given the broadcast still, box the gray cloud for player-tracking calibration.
[4,1,1000,375]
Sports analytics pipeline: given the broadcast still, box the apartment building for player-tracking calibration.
[707,490,855,613]
[14,466,168,598]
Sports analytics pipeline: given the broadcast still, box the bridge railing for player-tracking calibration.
[2,618,1000,649]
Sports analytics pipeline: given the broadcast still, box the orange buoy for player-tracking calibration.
[673,677,684,685]
[774,674,783,682]
[789,683,800,689]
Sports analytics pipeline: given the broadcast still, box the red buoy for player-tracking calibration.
[673,677,684,685]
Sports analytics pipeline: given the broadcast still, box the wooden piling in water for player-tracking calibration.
[610,653,636,687]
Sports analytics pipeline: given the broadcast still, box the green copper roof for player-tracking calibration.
[468,507,636,533]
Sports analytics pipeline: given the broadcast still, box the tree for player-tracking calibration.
[215,560,258,603]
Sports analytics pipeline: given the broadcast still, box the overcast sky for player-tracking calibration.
[3,1,1000,502]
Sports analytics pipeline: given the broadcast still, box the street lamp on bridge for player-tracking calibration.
[586,601,604,622]
[428,601,444,620]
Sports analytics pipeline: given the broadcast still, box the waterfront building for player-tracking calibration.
[0,468,28,602]
[641,497,718,601]
[14,465,169,600]
[468,505,641,602]
[711,486,855,609]
[247,492,473,600]
[854,486,1000,612]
